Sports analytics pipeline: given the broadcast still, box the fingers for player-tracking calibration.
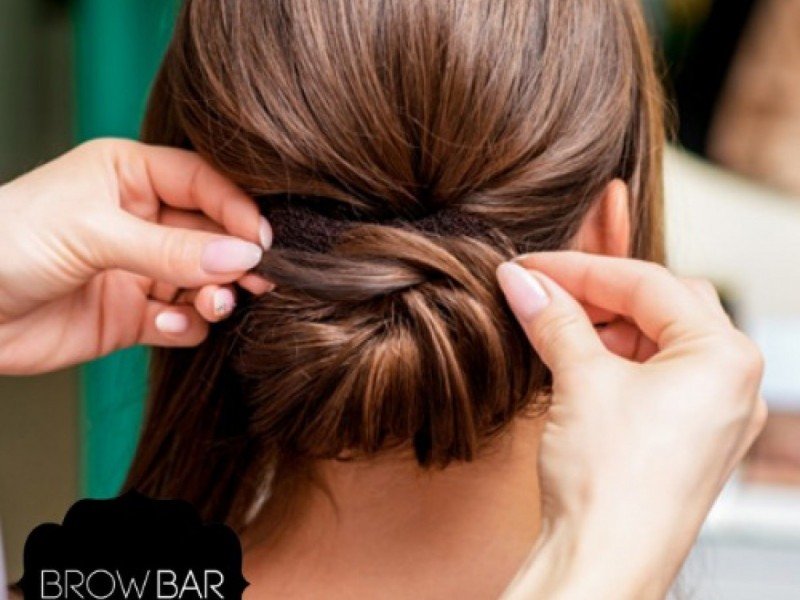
[597,320,658,362]
[93,140,278,294]
[155,210,276,296]
[497,262,607,373]
[141,284,236,352]
[159,207,226,235]
[132,208,275,302]
[178,285,237,322]
[237,273,276,295]
[516,252,723,349]
[109,139,272,248]
[138,301,209,347]
[98,212,264,288]
[681,277,731,323]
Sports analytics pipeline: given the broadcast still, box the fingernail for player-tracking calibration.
[513,253,535,263]
[155,311,190,334]
[201,238,263,274]
[213,288,236,317]
[497,262,550,322]
[259,217,273,250]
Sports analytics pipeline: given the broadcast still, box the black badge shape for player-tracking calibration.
[20,491,249,600]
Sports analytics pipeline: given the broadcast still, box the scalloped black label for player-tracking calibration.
[20,492,248,600]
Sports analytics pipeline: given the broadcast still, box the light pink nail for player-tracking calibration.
[259,217,273,249]
[213,288,236,317]
[497,262,550,322]
[201,238,263,274]
[155,311,190,334]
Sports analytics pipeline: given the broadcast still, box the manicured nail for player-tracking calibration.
[155,311,190,334]
[513,253,535,263]
[259,217,273,250]
[201,238,263,274]
[213,288,236,317]
[497,262,550,322]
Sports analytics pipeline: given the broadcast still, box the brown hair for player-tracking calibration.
[124,0,665,533]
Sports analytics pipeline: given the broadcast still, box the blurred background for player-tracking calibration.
[2,0,800,597]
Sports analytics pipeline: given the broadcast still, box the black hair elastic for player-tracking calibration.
[261,195,501,253]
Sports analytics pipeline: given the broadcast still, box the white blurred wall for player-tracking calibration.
[666,147,800,410]
[665,146,800,319]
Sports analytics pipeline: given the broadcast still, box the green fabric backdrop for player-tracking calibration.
[74,0,177,498]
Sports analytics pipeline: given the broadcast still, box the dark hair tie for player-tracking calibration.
[261,196,500,253]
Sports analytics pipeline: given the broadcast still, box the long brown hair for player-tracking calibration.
[124,0,665,533]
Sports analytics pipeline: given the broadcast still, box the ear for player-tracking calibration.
[571,180,631,327]
[572,179,631,257]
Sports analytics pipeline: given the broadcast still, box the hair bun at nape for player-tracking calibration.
[231,216,546,469]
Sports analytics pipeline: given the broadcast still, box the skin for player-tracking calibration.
[240,181,634,600]
[0,141,766,598]
[498,254,766,599]
[0,139,273,374]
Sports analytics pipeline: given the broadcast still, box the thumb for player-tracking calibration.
[96,212,264,287]
[497,261,607,373]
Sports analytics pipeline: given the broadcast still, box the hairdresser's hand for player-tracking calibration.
[0,139,272,375]
[497,252,766,600]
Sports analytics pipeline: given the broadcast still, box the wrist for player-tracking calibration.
[500,517,583,600]
[502,510,677,600]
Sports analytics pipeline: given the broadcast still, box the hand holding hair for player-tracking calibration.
[497,252,766,600]
[0,139,272,375]
[0,134,765,600]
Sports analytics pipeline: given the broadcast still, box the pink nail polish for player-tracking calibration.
[201,239,263,274]
[155,312,190,334]
[259,217,273,250]
[497,262,550,322]
[213,288,236,317]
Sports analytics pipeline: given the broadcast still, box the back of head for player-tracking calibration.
[125,0,665,531]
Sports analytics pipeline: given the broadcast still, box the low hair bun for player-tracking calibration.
[233,225,548,466]
[125,0,664,531]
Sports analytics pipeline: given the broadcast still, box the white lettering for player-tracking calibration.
[180,570,201,598]
[65,569,85,599]
[116,570,150,599]
[41,570,63,599]
[157,570,179,600]
[205,570,224,599]
[39,568,227,599]
[86,569,115,600]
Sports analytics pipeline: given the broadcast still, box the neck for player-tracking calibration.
[243,416,544,600]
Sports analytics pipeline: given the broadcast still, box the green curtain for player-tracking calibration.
[74,0,177,499]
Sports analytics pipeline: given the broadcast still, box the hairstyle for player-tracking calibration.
[124,0,665,533]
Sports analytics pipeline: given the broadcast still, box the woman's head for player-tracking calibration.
[126,0,665,530]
